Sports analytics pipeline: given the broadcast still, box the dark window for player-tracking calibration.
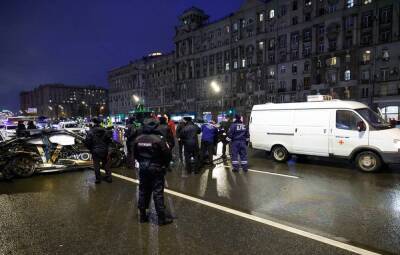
[293,1,298,10]
[380,6,392,24]
[304,12,311,21]
[336,110,363,130]
[291,79,297,91]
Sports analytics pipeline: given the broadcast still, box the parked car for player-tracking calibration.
[250,95,400,172]
[0,123,17,140]
[0,129,125,180]
[57,121,86,135]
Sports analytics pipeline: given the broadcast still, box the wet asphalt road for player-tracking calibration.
[1,147,400,255]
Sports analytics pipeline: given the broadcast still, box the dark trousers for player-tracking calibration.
[138,166,165,217]
[183,142,199,173]
[127,148,135,169]
[93,153,111,180]
[201,140,214,164]
[231,141,248,171]
[178,140,183,160]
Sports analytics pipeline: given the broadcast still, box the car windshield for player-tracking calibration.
[355,108,391,130]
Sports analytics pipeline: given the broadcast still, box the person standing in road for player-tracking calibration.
[179,117,201,174]
[85,117,113,183]
[219,116,233,159]
[165,113,176,137]
[157,116,175,149]
[16,121,26,137]
[200,120,218,165]
[133,118,173,225]
[27,121,37,130]
[176,119,186,161]
[125,117,140,169]
[227,114,250,173]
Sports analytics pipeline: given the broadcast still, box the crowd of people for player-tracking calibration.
[84,112,250,226]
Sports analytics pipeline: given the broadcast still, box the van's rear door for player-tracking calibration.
[292,109,330,156]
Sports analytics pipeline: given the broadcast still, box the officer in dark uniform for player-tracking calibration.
[179,117,201,174]
[227,114,250,172]
[125,116,140,169]
[156,116,175,149]
[133,118,173,225]
[85,117,113,183]
[219,116,233,159]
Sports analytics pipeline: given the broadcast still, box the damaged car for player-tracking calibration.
[0,129,125,180]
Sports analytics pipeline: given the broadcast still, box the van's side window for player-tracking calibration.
[336,110,363,130]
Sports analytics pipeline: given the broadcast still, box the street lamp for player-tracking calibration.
[210,81,223,121]
[133,95,140,103]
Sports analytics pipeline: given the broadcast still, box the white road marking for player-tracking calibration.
[247,169,300,179]
[103,170,380,255]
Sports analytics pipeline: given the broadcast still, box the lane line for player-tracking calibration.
[247,169,300,179]
[103,170,379,255]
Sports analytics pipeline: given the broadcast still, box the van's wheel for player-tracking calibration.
[271,145,290,163]
[10,156,37,177]
[355,151,382,172]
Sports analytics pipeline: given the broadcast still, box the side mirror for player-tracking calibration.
[357,121,366,132]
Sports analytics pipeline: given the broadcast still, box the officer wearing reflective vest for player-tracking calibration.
[227,114,250,172]
[133,118,173,225]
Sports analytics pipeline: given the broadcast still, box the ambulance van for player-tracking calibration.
[249,95,400,172]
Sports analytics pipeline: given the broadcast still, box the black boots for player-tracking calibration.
[157,213,173,226]
[139,209,149,223]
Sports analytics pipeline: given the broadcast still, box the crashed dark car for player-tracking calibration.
[0,129,125,180]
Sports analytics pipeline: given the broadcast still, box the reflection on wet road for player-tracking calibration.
[1,147,400,254]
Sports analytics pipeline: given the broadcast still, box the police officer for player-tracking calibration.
[227,114,250,172]
[85,117,113,183]
[179,117,201,174]
[219,116,233,159]
[134,119,173,225]
[125,116,140,169]
[200,120,218,165]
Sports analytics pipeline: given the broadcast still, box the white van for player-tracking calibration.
[250,96,400,172]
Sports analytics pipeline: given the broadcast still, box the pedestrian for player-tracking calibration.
[85,117,113,183]
[179,117,201,174]
[165,113,176,137]
[27,121,36,130]
[176,119,186,161]
[133,118,173,225]
[16,121,26,137]
[125,116,140,169]
[200,120,218,165]
[157,116,175,149]
[219,116,233,159]
[227,114,250,173]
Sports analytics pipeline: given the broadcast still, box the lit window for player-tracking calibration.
[327,57,337,66]
[344,70,351,81]
[269,10,275,18]
[347,0,354,8]
[241,59,246,68]
[305,0,312,7]
[382,49,390,61]
[269,69,275,77]
[259,13,264,22]
[234,61,238,69]
[364,0,372,4]
[363,50,371,63]
[280,65,286,73]
[225,63,230,71]
[259,41,264,50]
[225,25,230,33]
[233,23,238,31]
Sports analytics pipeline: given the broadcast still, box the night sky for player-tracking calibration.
[0,0,244,112]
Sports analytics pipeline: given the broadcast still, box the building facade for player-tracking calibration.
[110,0,400,120]
[20,84,108,118]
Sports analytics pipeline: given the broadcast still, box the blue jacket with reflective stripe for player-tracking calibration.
[228,122,250,142]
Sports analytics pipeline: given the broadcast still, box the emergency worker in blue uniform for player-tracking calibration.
[227,114,250,172]
[200,120,218,165]
[133,118,173,225]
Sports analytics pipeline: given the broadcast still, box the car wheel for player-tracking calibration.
[10,156,37,177]
[271,145,290,163]
[355,151,382,172]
